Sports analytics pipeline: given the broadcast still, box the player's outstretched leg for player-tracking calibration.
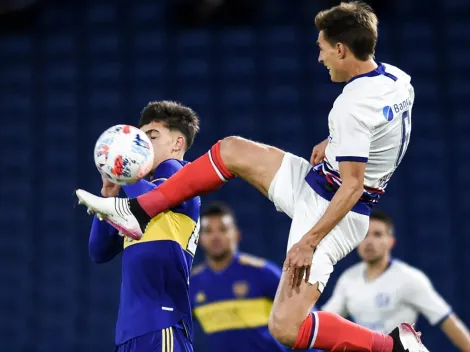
[268,274,428,352]
[76,137,285,239]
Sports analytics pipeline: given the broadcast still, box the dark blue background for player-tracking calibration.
[0,0,469,351]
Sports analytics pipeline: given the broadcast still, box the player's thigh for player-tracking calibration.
[222,136,285,197]
[114,328,192,352]
[222,137,312,217]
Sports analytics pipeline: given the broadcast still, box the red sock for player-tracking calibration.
[137,141,235,217]
[293,312,393,351]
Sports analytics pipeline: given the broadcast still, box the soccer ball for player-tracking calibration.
[94,124,155,185]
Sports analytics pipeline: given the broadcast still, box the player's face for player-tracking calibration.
[200,215,239,261]
[317,31,348,83]
[140,121,181,171]
[357,219,395,264]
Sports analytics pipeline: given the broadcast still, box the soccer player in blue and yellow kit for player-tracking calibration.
[190,202,321,352]
[88,101,201,352]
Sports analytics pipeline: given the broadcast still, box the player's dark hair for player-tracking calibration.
[315,1,378,61]
[202,202,237,226]
[138,101,200,151]
[370,210,394,234]
[202,202,234,218]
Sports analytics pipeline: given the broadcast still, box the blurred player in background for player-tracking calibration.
[87,101,201,352]
[76,2,428,351]
[323,210,470,351]
[190,202,321,352]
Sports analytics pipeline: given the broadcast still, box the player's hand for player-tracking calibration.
[310,138,329,165]
[284,235,318,288]
[101,176,121,197]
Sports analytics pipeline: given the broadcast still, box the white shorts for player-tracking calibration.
[268,153,369,292]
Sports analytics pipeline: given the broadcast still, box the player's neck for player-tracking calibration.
[345,59,378,82]
[365,255,391,281]
[168,151,185,161]
[207,253,235,272]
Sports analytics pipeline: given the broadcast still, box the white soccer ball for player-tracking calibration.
[94,124,155,185]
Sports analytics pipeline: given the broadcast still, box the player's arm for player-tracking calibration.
[305,100,371,246]
[88,216,123,263]
[321,272,349,317]
[404,270,470,351]
[310,138,329,165]
[88,177,158,263]
[286,164,365,280]
[305,161,365,247]
[440,314,470,352]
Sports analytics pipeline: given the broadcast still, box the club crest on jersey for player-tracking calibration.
[195,291,206,303]
[233,281,249,298]
[375,292,391,307]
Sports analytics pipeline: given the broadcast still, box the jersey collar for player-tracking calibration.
[363,257,394,282]
[346,63,386,85]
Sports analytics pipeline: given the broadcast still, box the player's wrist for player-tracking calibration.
[303,232,321,248]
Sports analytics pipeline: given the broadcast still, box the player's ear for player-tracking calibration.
[234,229,241,244]
[173,135,185,153]
[389,235,396,249]
[336,42,346,59]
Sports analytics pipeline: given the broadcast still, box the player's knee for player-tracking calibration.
[268,310,299,347]
[220,136,247,166]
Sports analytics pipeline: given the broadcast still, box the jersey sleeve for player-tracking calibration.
[88,215,123,263]
[321,273,349,317]
[333,98,375,163]
[261,261,282,300]
[403,269,452,325]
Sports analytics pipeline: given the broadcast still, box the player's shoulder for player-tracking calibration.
[381,63,412,82]
[340,63,411,100]
[339,261,365,281]
[390,259,431,283]
[191,262,207,278]
[152,159,188,182]
[237,252,269,269]
[237,253,282,279]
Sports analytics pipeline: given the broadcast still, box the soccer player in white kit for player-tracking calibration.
[323,211,470,351]
[76,2,429,351]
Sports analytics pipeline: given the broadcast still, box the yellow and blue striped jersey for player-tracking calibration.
[190,253,288,352]
[89,159,201,345]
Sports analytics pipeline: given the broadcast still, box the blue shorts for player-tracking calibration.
[115,327,193,352]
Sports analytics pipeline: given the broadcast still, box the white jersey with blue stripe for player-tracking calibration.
[322,260,452,334]
[306,63,414,215]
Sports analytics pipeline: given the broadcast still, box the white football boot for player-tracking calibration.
[76,189,144,240]
[389,323,430,352]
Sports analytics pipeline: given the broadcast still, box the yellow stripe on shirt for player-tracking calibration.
[123,210,197,251]
[193,298,273,334]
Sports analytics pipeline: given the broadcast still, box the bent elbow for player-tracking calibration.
[343,181,363,199]
[353,184,364,199]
